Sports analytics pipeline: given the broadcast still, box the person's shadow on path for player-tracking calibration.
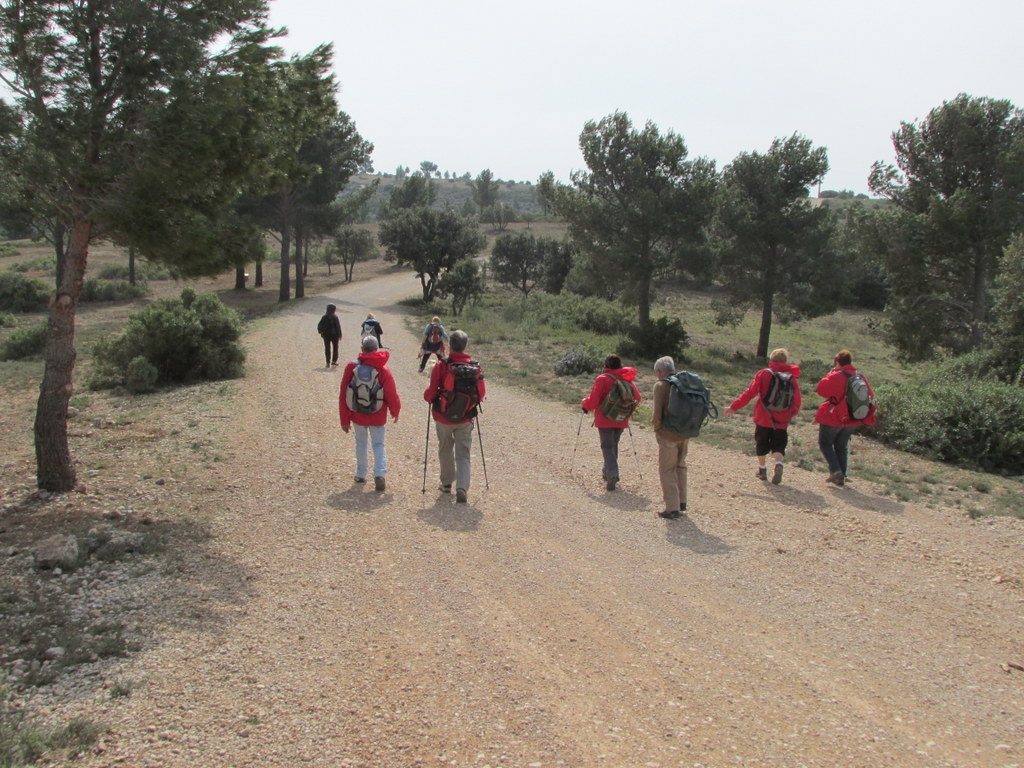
[417,497,483,532]
[831,485,905,515]
[326,487,392,514]
[663,515,734,554]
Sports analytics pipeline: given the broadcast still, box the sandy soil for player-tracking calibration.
[52,268,1024,768]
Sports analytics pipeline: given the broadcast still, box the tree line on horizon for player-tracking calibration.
[1,0,1022,490]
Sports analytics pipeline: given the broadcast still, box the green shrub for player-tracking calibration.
[7,256,54,274]
[79,278,148,302]
[0,272,48,312]
[618,317,689,361]
[125,356,159,393]
[874,377,1024,473]
[0,321,48,361]
[0,312,15,328]
[91,290,245,389]
[95,261,170,281]
[554,346,601,376]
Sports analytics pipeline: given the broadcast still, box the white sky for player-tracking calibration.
[267,0,1024,195]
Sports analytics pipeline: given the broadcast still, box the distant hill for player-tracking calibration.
[342,173,545,221]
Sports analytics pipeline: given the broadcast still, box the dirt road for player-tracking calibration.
[76,269,1024,768]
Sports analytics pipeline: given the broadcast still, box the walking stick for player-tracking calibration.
[627,422,643,481]
[569,409,585,477]
[474,414,490,489]
[422,404,431,493]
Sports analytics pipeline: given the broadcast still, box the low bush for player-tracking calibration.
[0,321,48,361]
[874,371,1024,473]
[0,312,15,328]
[79,279,148,303]
[554,346,601,376]
[0,272,48,312]
[90,289,245,390]
[618,316,689,361]
[95,261,171,281]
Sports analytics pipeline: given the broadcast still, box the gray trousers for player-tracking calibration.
[435,419,474,491]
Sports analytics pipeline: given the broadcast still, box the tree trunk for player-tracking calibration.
[255,261,263,287]
[294,228,304,300]
[278,228,291,302]
[234,266,246,290]
[970,253,989,349]
[35,215,91,492]
[128,246,136,286]
[756,288,775,359]
[637,272,652,329]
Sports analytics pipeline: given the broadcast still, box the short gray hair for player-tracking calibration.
[449,329,468,353]
[654,356,675,375]
[361,335,379,352]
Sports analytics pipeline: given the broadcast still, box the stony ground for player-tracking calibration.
[2,268,1024,768]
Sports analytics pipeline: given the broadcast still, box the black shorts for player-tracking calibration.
[754,425,789,456]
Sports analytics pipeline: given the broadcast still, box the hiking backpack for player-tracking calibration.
[663,371,718,438]
[762,370,795,412]
[428,324,442,344]
[841,369,873,421]
[346,363,385,414]
[434,360,484,421]
[599,374,639,422]
[361,320,378,338]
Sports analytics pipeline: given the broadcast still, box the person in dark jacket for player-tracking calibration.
[814,349,876,486]
[317,304,342,368]
[581,354,642,491]
[725,348,802,485]
[339,336,401,491]
[360,313,383,346]
[423,330,485,504]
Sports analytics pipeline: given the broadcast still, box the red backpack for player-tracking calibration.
[433,360,484,421]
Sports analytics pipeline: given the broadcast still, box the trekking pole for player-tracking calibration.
[626,422,643,481]
[569,409,584,477]
[475,415,490,489]
[422,404,431,493]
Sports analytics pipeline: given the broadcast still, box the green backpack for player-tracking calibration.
[599,374,639,422]
[662,371,717,438]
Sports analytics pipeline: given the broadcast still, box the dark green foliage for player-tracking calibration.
[874,362,1024,473]
[0,321,47,360]
[91,290,244,389]
[494,292,631,336]
[79,279,148,303]
[95,262,171,281]
[125,356,159,394]
[0,272,48,312]
[618,316,689,361]
[554,347,601,376]
[434,259,484,316]
[0,312,15,327]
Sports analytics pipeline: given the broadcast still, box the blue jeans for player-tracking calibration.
[818,425,854,476]
[354,424,387,479]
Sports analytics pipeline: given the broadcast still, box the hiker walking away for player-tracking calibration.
[423,330,485,503]
[814,349,876,486]
[725,348,802,485]
[418,316,449,372]
[360,313,384,347]
[317,303,342,368]
[651,356,690,518]
[582,354,641,491]
[339,336,401,492]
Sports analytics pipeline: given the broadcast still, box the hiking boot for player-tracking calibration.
[439,483,452,494]
[757,467,768,481]
[606,479,617,491]
[828,470,845,486]
[659,509,681,519]
[680,502,687,513]
[354,476,366,483]
[456,488,468,504]
[772,464,784,485]
[374,476,385,492]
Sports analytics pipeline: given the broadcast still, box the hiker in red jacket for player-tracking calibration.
[814,349,876,486]
[725,348,802,485]
[339,336,401,492]
[423,330,485,504]
[581,354,642,491]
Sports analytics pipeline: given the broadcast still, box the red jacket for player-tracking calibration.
[339,350,401,428]
[423,351,486,425]
[729,361,802,428]
[582,367,642,429]
[814,364,876,428]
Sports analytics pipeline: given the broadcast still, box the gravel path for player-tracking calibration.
[74,270,1024,768]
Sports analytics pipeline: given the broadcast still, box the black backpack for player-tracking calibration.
[662,371,717,438]
[434,360,484,421]
[762,370,795,412]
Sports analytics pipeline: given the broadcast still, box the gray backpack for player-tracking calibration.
[662,371,717,437]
